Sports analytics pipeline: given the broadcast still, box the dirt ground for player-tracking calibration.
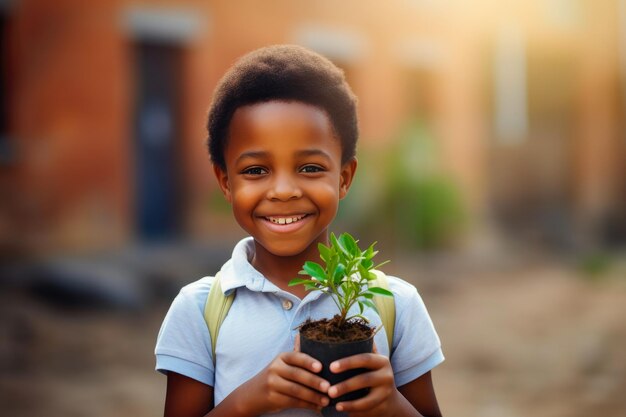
[1,259,625,417]
[428,263,626,417]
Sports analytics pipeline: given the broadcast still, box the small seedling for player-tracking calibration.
[289,232,392,326]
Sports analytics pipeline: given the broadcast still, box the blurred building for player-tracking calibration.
[0,0,624,255]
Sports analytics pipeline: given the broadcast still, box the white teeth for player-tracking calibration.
[267,215,306,225]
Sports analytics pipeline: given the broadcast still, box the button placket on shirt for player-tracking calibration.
[281,299,293,310]
[277,292,310,341]
[274,291,325,343]
[275,292,299,328]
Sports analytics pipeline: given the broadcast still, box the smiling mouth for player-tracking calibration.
[264,214,309,225]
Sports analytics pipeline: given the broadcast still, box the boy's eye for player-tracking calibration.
[241,166,267,175]
[300,165,324,173]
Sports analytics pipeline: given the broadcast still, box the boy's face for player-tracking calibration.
[214,101,356,258]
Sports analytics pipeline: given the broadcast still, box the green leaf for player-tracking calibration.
[340,281,352,296]
[367,287,394,297]
[330,233,340,252]
[302,261,327,280]
[362,299,378,313]
[333,234,350,256]
[361,292,374,299]
[339,233,359,256]
[373,260,391,270]
[333,263,346,284]
[318,243,332,263]
[357,300,364,314]
[360,259,373,270]
[288,277,316,286]
[365,243,379,259]
[357,266,368,282]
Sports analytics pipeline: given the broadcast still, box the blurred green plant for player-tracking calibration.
[355,121,466,250]
[578,251,613,279]
[385,172,464,249]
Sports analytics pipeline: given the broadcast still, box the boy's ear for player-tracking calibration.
[339,157,358,200]
[213,164,232,203]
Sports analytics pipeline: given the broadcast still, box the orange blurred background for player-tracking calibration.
[0,1,624,416]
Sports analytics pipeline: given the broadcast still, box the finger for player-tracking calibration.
[281,364,330,394]
[336,393,386,414]
[278,353,330,393]
[272,378,330,408]
[294,333,301,352]
[334,384,393,413]
[328,370,390,399]
[329,353,388,373]
[281,351,322,374]
[372,342,378,354]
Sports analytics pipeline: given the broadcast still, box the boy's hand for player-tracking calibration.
[327,345,402,417]
[240,350,330,415]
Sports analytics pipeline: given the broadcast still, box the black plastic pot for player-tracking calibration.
[300,332,374,417]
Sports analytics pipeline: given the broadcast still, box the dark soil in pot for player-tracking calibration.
[299,316,375,416]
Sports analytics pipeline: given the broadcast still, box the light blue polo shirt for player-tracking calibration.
[155,237,444,416]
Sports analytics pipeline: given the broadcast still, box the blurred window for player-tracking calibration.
[488,33,576,246]
[493,25,528,145]
[542,0,582,30]
[293,25,367,63]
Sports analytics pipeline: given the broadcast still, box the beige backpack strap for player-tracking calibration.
[370,270,396,353]
[203,272,236,366]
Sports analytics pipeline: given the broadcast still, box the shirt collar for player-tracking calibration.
[218,237,281,295]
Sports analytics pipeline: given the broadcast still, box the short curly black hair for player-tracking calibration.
[207,44,359,170]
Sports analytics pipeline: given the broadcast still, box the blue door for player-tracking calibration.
[133,42,181,241]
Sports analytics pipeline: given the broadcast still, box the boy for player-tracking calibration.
[155,45,444,417]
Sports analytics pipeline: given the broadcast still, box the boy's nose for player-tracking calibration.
[267,173,302,201]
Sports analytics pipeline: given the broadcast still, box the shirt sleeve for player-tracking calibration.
[388,277,444,387]
[154,279,215,387]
